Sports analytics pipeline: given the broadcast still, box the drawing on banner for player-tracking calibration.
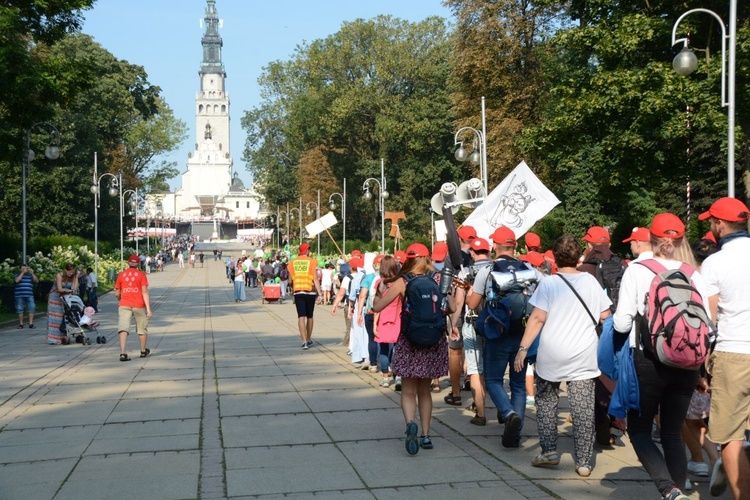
[490,180,536,229]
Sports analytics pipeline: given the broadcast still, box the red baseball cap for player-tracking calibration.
[543,249,555,262]
[623,227,650,243]
[524,232,541,249]
[393,250,406,264]
[582,226,610,244]
[373,254,384,265]
[698,197,750,222]
[127,255,140,264]
[519,251,545,267]
[650,213,685,239]
[702,231,717,243]
[299,243,310,254]
[406,243,430,259]
[350,249,362,257]
[431,242,448,262]
[469,237,490,253]
[456,225,477,241]
[349,257,364,269]
[490,227,516,246]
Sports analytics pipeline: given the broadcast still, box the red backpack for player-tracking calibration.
[636,260,712,370]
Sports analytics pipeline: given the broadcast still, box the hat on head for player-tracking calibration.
[406,243,430,259]
[524,232,541,249]
[623,227,650,243]
[350,249,363,257]
[698,197,750,222]
[84,306,95,317]
[582,226,610,244]
[469,237,490,253]
[519,251,545,267]
[543,249,555,262]
[431,242,447,262]
[373,254,384,265]
[127,254,140,265]
[650,213,685,239]
[393,250,406,264]
[349,257,364,269]
[490,227,517,246]
[456,226,477,241]
[702,231,717,243]
[299,243,310,254]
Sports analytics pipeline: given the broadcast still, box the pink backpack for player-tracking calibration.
[636,260,712,370]
[374,279,401,343]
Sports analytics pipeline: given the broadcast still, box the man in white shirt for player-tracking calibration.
[698,197,750,499]
[622,226,653,262]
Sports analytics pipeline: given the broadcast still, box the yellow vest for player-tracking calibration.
[290,256,316,292]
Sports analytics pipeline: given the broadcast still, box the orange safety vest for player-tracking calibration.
[290,256,316,292]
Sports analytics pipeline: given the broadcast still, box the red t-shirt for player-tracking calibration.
[115,268,149,308]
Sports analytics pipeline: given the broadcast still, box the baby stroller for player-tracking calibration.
[261,282,283,304]
[61,295,106,345]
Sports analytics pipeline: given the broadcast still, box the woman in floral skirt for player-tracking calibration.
[373,243,457,455]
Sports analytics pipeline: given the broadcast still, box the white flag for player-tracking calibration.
[462,161,560,241]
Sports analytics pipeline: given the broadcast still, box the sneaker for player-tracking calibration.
[405,420,419,455]
[526,396,535,407]
[663,488,689,500]
[361,360,370,370]
[368,366,379,373]
[379,377,390,387]
[301,343,309,350]
[575,465,592,478]
[710,459,727,496]
[687,460,709,477]
[684,479,692,491]
[470,415,487,426]
[531,452,560,467]
[394,376,402,391]
[502,412,522,448]
[419,435,433,449]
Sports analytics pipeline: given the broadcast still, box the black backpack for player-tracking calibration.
[594,255,627,312]
[401,273,446,347]
[476,258,538,340]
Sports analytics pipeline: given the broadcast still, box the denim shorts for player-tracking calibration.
[15,296,35,314]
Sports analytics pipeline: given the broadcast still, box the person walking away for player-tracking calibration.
[465,227,541,448]
[14,263,38,329]
[451,237,493,425]
[279,262,290,297]
[76,265,87,300]
[321,262,333,305]
[698,197,750,498]
[46,263,79,344]
[356,255,383,372]
[623,227,653,262]
[434,241,463,403]
[288,243,322,349]
[115,254,152,361]
[613,213,709,500]
[373,243,457,454]
[514,235,611,477]
[331,260,355,348]
[86,267,98,312]
[199,251,205,268]
[347,257,368,365]
[373,256,400,386]
[178,251,185,268]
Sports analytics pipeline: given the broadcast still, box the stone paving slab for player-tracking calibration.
[0,248,732,499]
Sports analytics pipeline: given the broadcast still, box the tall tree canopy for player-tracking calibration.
[243,15,458,242]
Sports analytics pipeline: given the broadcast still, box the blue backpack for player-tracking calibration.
[475,258,538,341]
[401,273,445,347]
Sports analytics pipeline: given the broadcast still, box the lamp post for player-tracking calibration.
[362,159,389,254]
[123,188,138,254]
[22,122,60,263]
[329,178,346,254]
[306,189,321,255]
[289,203,302,249]
[453,97,488,195]
[90,154,121,277]
[277,206,289,249]
[671,2,737,198]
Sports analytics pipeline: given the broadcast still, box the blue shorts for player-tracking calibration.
[15,296,36,314]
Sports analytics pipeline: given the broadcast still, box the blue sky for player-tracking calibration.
[82,0,453,191]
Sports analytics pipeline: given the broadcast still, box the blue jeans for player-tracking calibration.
[364,314,378,365]
[483,333,527,427]
[87,287,98,312]
[378,342,394,373]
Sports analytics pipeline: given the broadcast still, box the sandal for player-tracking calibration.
[17,324,24,329]
[140,348,150,358]
[120,353,131,362]
[467,402,477,413]
[443,393,462,406]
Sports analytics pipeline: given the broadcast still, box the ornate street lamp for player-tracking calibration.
[23,122,60,262]
[363,159,389,254]
[329,178,346,254]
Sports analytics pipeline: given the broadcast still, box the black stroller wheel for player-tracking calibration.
[101,336,106,344]
[96,336,102,344]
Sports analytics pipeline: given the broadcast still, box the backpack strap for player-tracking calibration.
[557,274,598,327]
[634,259,668,275]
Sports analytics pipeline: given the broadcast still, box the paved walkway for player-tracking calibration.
[0,249,725,499]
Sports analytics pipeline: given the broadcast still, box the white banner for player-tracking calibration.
[305,212,338,238]
[462,161,560,241]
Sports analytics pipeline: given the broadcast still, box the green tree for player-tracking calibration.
[242,15,457,242]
